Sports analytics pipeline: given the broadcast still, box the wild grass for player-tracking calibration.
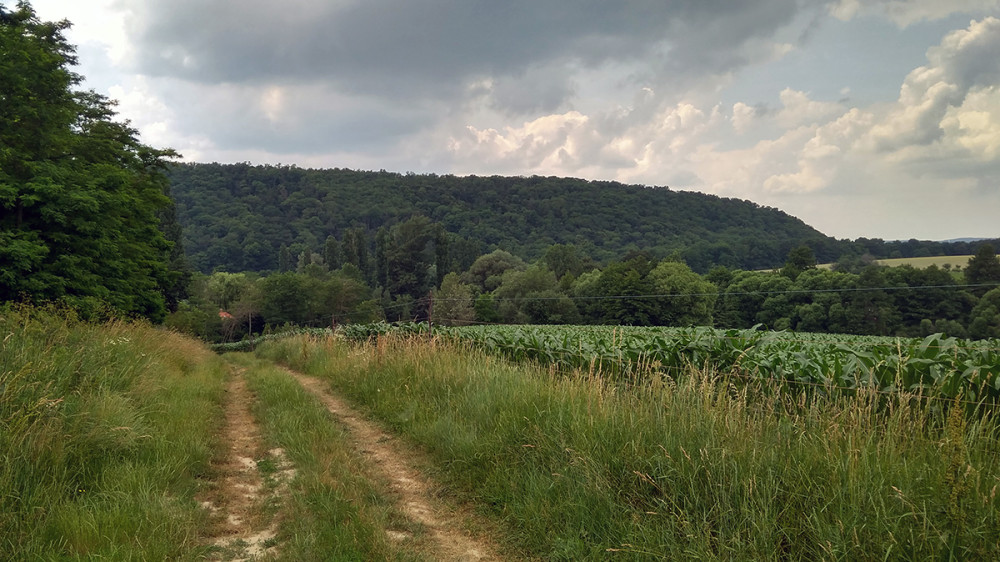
[227,354,425,561]
[0,305,228,559]
[257,334,1000,560]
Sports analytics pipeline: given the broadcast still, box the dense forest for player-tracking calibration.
[168,162,1000,275]
[168,162,842,273]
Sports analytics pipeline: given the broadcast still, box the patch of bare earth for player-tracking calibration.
[287,368,503,561]
[199,368,294,561]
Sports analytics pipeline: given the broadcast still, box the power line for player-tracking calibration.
[429,317,1000,352]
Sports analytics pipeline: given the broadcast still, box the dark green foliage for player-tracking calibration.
[167,163,842,273]
[969,288,1000,340]
[965,244,1000,291]
[779,244,817,280]
[0,4,178,321]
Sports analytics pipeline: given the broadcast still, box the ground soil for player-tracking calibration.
[199,368,291,561]
[201,364,504,561]
[287,368,503,561]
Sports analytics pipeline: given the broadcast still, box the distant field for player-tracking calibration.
[817,255,973,270]
[874,255,973,269]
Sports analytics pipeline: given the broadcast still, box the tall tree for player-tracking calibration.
[323,235,342,270]
[342,227,370,280]
[965,244,1000,294]
[0,3,178,320]
[780,244,817,280]
[646,260,717,326]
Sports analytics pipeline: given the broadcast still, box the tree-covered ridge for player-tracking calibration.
[168,162,837,273]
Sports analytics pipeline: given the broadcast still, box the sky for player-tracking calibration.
[22,0,1000,241]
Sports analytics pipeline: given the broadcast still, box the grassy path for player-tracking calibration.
[286,366,501,561]
[199,367,293,560]
[219,354,509,561]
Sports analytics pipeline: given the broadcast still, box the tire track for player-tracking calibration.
[285,368,501,561]
[199,368,292,561]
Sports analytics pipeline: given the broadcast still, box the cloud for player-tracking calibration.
[33,0,1000,240]
[775,88,845,129]
[831,0,1000,26]
[122,0,817,102]
[866,17,1000,151]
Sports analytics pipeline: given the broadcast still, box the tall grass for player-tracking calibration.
[257,334,1000,560]
[0,305,228,559]
[225,354,424,561]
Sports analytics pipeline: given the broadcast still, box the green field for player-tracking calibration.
[875,255,974,269]
[342,322,1000,406]
[7,311,1000,559]
[816,255,975,270]
[261,330,1000,559]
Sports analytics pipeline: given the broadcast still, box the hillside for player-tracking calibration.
[168,162,841,273]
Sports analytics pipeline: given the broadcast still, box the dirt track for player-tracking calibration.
[288,368,500,561]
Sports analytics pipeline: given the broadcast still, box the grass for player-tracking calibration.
[0,305,229,559]
[815,255,974,270]
[256,334,1000,560]
[874,255,973,269]
[225,353,426,561]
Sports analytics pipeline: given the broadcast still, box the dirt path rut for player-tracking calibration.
[200,368,292,561]
[287,368,501,562]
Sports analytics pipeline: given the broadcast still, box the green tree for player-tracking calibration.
[433,272,475,326]
[205,272,251,312]
[0,3,178,320]
[543,244,587,279]
[384,216,441,305]
[965,244,1000,293]
[715,271,793,329]
[646,260,717,326]
[493,263,578,324]
[257,272,309,326]
[342,227,370,279]
[592,256,658,326]
[323,235,342,270]
[473,293,501,323]
[780,245,817,280]
[278,244,293,272]
[968,287,1000,340]
[463,250,527,293]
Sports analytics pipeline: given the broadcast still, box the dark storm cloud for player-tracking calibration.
[125,0,823,106]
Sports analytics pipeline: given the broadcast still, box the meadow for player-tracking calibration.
[259,331,1000,560]
[0,306,228,559]
[6,309,1000,559]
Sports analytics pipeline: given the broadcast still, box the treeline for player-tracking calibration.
[0,3,186,322]
[167,214,1000,342]
[169,162,1000,275]
[168,162,839,273]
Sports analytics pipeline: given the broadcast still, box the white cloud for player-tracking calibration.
[775,88,845,129]
[831,0,1000,26]
[731,102,758,134]
[26,1,1000,240]
[945,87,1000,160]
[865,17,1000,151]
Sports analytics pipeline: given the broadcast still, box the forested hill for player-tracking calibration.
[169,162,843,273]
